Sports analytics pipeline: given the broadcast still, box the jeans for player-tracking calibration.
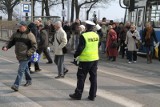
[101,41,106,53]
[14,59,31,87]
[146,46,153,55]
[74,34,79,50]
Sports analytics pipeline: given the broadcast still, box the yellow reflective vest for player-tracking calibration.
[79,32,99,62]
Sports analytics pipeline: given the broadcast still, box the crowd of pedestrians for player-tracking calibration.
[1,17,160,101]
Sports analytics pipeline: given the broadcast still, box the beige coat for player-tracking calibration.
[125,30,140,51]
[53,27,67,55]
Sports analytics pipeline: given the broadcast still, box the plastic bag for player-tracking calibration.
[155,47,159,58]
[30,52,40,63]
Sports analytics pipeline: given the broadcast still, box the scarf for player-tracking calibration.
[145,27,152,40]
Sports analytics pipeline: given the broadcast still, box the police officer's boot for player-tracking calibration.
[69,93,81,100]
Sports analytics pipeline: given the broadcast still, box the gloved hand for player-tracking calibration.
[71,56,79,66]
[132,36,136,39]
[155,42,159,48]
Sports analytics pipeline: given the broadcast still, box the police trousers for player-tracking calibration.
[75,61,98,98]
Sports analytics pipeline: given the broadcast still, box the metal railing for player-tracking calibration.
[0,21,17,41]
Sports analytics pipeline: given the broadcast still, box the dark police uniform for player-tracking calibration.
[69,21,99,101]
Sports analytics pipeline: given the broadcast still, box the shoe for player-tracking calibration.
[69,93,81,100]
[11,85,18,91]
[133,61,137,63]
[128,61,132,64]
[30,70,35,74]
[64,70,68,75]
[46,61,53,64]
[35,69,42,72]
[24,81,32,87]
[55,75,64,79]
[88,96,95,101]
[111,59,116,62]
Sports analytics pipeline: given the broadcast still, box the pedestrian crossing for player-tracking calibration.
[0,83,43,107]
[0,55,160,107]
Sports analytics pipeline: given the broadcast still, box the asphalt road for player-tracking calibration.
[0,41,160,107]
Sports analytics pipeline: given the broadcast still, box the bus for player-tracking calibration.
[119,0,160,55]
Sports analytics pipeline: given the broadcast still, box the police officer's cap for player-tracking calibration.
[85,20,96,26]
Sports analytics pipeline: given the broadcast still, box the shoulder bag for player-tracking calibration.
[56,37,67,54]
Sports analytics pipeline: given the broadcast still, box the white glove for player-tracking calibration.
[153,41,156,46]
[74,57,79,65]
[155,42,159,48]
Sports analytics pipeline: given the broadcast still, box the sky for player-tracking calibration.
[0,0,125,22]
[49,0,126,22]
[50,0,126,22]
[98,0,125,21]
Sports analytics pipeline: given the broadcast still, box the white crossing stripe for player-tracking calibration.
[1,56,144,107]
[0,83,42,107]
[41,71,144,107]
[99,69,160,87]
[0,56,15,63]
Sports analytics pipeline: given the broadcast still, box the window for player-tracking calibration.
[146,1,160,27]
[138,9,143,27]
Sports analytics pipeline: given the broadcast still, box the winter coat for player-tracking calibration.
[125,30,140,51]
[142,28,158,46]
[53,27,67,55]
[101,25,108,42]
[6,29,37,61]
[38,29,49,49]
[106,29,118,57]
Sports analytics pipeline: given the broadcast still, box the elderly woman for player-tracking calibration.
[142,22,158,64]
[125,24,140,64]
[79,25,86,34]
[106,25,118,61]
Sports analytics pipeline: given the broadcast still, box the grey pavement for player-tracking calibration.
[0,41,160,107]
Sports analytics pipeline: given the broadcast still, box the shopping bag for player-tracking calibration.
[155,47,159,58]
[30,52,40,63]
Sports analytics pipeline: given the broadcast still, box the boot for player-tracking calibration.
[111,56,116,61]
[147,54,150,64]
[149,54,152,63]
[69,93,81,100]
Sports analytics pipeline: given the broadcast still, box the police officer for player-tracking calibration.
[69,20,99,101]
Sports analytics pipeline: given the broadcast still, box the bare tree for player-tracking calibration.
[75,0,98,19]
[0,0,19,20]
[37,0,62,16]
[70,0,75,22]
[74,0,114,20]
[86,2,97,20]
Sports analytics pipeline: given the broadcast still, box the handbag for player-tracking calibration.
[111,41,118,48]
[135,40,141,49]
[56,37,67,54]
